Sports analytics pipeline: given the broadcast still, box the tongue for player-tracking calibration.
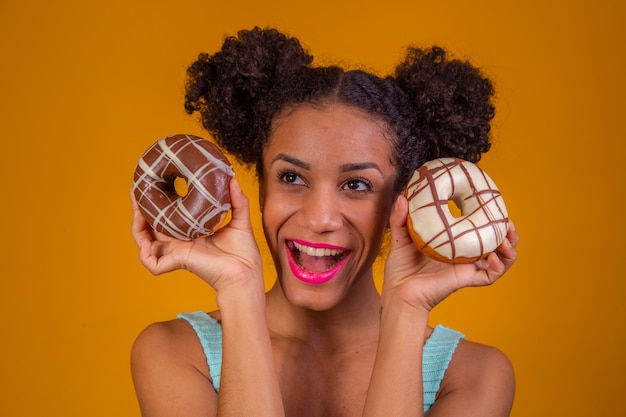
[298,252,336,273]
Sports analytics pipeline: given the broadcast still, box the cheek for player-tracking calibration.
[365,194,396,235]
[370,207,391,236]
[261,194,300,264]
[261,192,294,234]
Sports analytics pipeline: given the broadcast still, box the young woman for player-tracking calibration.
[131,27,519,416]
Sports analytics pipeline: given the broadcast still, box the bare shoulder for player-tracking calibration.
[430,338,515,416]
[131,318,209,374]
[131,318,217,416]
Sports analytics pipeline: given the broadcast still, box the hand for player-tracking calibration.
[382,195,519,311]
[131,178,264,293]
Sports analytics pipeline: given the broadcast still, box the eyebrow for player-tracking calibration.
[271,153,310,170]
[340,162,383,175]
[272,154,384,176]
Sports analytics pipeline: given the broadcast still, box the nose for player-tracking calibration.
[299,186,343,234]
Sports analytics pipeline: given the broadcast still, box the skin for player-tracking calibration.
[131,103,518,416]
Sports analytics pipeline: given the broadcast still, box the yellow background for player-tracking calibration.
[1,1,624,416]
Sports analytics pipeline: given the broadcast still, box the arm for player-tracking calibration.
[130,294,284,417]
[363,293,430,416]
[363,195,518,417]
[130,179,285,417]
[131,319,218,417]
[427,341,515,416]
[214,284,285,417]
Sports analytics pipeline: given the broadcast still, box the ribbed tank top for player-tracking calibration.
[178,311,463,413]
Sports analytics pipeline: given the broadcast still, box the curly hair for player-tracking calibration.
[184,27,495,193]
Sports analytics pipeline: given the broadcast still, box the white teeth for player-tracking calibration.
[293,241,342,257]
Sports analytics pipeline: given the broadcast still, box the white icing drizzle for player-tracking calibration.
[133,134,234,240]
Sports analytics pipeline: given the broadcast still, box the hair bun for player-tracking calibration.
[394,46,495,163]
[184,27,313,165]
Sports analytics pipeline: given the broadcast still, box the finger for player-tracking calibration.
[138,238,156,269]
[482,236,517,283]
[138,238,181,275]
[486,251,506,276]
[226,177,252,232]
[130,189,153,248]
[130,188,138,209]
[388,195,411,250]
[507,220,519,248]
[137,237,161,273]
[496,235,517,267]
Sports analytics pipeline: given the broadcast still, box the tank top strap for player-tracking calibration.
[177,311,222,392]
[422,324,465,411]
[177,311,463,409]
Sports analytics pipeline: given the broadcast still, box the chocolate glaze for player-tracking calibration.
[133,134,234,240]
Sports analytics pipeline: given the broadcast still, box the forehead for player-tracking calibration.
[265,103,394,165]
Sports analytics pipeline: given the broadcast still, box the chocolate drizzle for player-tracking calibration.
[405,158,508,262]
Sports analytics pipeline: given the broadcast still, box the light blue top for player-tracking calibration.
[178,311,463,413]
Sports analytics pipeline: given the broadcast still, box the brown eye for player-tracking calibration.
[278,170,304,185]
[343,178,372,192]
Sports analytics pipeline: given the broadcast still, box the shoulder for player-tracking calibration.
[432,338,515,416]
[132,318,208,368]
[131,318,217,416]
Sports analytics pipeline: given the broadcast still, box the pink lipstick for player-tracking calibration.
[285,239,350,285]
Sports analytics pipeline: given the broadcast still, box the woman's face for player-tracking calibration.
[260,103,398,311]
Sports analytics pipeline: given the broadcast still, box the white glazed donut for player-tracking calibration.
[405,158,509,263]
[133,134,234,240]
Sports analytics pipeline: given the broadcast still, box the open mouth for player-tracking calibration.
[286,240,350,284]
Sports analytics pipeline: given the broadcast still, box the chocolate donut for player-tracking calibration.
[133,134,234,240]
[405,158,508,263]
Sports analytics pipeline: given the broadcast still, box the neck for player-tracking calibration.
[265,275,381,352]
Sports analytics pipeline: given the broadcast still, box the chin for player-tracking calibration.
[278,274,348,312]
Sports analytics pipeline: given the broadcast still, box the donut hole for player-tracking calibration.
[174,176,189,197]
[447,199,463,218]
